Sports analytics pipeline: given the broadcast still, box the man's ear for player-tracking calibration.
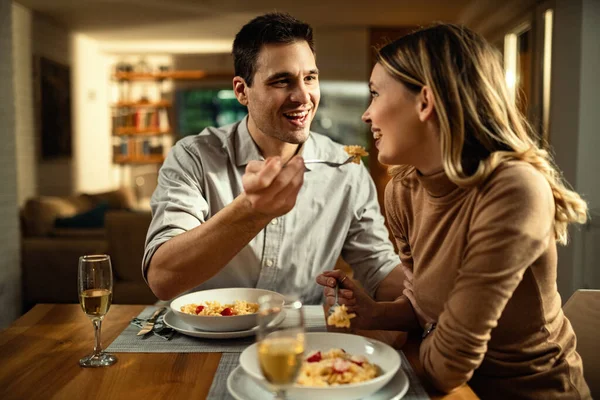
[233,76,249,106]
[418,86,436,122]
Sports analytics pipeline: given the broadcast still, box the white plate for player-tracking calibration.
[170,288,285,332]
[227,365,410,400]
[163,309,286,339]
[239,332,401,400]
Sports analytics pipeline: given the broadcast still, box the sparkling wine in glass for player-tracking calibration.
[257,295,305,400]
[77,254,117,367]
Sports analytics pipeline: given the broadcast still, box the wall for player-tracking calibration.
[574,0,600,289]
[12,5,74,203]
[550,0,600,297]
[12,4,36,207]
[1,0,22,328]
[72,34,113,193]
[33,11,74,196]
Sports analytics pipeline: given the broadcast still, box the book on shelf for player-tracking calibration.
[112,107,171,133]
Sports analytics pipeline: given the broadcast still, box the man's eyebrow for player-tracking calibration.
[265,69,320,82]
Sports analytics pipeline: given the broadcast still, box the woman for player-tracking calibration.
[316,24,591,399]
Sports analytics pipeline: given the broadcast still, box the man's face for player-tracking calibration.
[238,41,320,144]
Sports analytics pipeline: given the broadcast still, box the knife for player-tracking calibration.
[137,307,166,336]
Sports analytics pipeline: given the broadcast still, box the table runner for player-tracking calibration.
[206,352,430,399]
[106,305,327,353]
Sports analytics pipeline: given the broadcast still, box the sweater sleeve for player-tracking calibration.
[384,177,414,270]
[419,165,555,392]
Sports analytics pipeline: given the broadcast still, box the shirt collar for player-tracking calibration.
[234,115,317,167]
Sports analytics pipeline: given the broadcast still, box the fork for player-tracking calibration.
[328,283,341,317]
[137,307,166,336]
[304,156,355,168]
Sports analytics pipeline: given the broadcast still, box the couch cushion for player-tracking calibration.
[54,202,109,229]
[22,195,93,236]
[83,187,136,210]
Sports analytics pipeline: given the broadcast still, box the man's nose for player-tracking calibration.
[290,82,311,104]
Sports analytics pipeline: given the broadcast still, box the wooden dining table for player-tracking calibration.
[0,304,478,399]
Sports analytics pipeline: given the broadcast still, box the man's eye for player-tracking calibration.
[305,75,318,82]
[272,80,288,86]
[370,90,379,98]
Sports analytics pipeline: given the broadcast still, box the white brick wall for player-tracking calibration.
[0,0,22,328]
[12,4,36,207]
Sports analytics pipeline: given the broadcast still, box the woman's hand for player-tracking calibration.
[315,270,380,330]
[402,265,435,329]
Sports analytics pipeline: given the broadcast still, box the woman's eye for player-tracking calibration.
[370,90,379,98]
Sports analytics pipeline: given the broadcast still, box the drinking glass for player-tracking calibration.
[256,295,305,400]
[77,254,117,367]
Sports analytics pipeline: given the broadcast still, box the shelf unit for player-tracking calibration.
[110,69,233,165]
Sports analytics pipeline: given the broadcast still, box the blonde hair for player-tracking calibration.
[377,23,587,244]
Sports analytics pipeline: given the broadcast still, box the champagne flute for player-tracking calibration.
[257,295,305,400]
[77,254,117,367]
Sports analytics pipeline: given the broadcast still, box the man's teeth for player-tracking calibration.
[373,132,382,140]
[284,111,308,117]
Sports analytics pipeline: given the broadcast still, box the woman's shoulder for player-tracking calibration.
[485,160,549,190]
[480,160,553,209]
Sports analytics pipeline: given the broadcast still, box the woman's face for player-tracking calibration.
[362,63,440,172]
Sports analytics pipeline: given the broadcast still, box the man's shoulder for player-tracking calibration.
[179,122,240,147]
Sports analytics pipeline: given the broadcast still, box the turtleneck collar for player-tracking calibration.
[416,168,460,198]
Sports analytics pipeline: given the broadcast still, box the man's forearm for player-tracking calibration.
[371,296,421,331]
[372,265,420,331]
[147,194,271,299]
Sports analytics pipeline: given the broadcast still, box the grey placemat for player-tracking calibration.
[207,353,240,400]
[207,351,430,399]
[106,306,327,353]
[399,350,430,399]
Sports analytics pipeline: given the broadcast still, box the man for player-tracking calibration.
[143,12,402,305]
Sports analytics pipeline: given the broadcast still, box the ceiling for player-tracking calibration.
[16,0,479,43]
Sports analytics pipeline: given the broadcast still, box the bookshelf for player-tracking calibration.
[111,67,234,165]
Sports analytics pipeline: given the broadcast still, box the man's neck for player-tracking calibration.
[246,118,301,164]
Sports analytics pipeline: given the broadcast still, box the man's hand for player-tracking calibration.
[242,156,305,219]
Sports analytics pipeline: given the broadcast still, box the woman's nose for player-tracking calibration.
[361,109,371,124]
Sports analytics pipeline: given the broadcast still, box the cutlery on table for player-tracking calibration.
[137,307,166,336]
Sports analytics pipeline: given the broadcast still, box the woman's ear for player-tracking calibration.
[418,86,436,122]
[233,77,249,106]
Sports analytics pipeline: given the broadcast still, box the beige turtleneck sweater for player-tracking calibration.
[385,161,590,399]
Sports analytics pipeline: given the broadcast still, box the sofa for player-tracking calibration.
[20,188,158,311]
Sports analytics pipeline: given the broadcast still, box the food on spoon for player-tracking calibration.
[343,145,369,164]
[327,304,356,328]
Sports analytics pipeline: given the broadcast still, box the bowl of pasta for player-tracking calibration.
[239,332,401,400]
[170,288,285,332]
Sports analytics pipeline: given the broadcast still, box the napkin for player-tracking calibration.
[130,315,175,340]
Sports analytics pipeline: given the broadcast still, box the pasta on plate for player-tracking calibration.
[296,348,379,387]
[180,300,259,316]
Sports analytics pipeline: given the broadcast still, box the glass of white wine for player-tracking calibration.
[77,254,117,367]
[257,295,305,400]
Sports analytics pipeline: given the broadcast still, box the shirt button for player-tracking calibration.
[271,219,279,225]
[266,259,274,267]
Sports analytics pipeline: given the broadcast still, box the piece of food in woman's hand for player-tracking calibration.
[327,304,356,328]
[343,145,369,164]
